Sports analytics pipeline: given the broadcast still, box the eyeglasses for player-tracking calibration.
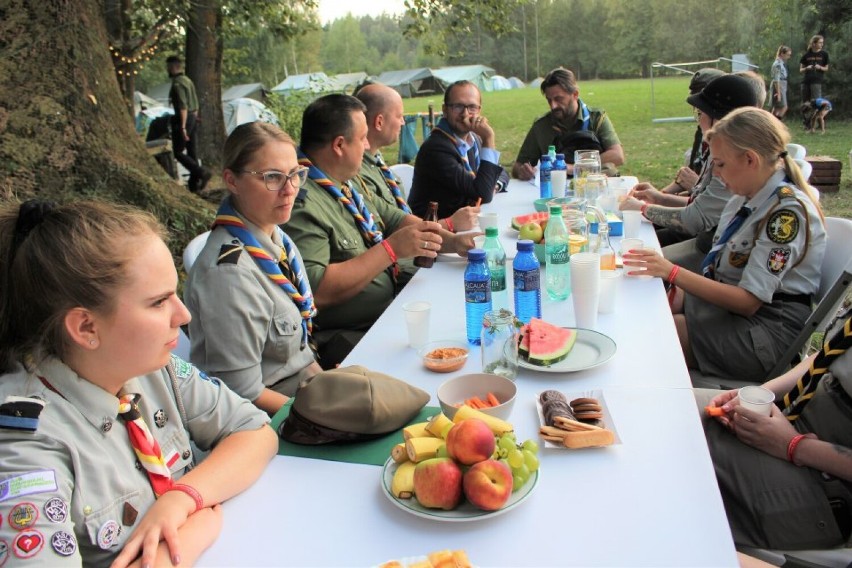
[446,103,481,114]
[241,167,309,191]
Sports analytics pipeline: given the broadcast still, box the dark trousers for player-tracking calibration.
[171,113,204,186]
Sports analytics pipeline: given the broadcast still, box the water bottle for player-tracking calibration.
[482,227,508,310]
[539,155,553,199]
[544,205,571,301]
[464,249,492,345]
[513,240,542,324]
[552,153,567,198]
[548,144,557,163]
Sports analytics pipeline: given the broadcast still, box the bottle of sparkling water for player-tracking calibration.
[539,155,553,199]
[552,153,567,198]
[513,240,542,324]
[464,249,492,345]
[545,205,571,300]
[482,227,507,310]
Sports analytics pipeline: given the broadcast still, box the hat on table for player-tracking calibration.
[278,365,430,445]
[686,74,759,120]
[688,68,726,95]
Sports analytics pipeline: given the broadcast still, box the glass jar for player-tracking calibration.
[480,308,521,380]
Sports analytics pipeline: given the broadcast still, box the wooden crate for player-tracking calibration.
[806,156,842,193]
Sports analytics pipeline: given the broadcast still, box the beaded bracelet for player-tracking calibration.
[169,483,203,513]
[667,265,681,284]
[787,433,817,466]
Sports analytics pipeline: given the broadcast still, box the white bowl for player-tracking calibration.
[437,373,517,421]
[418,340,470,373]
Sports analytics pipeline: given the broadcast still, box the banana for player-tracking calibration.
[405,436,445,462]
[391,461,416,499]
[452,404,514,436]
[402,422,433,440]
[391,442,409,463]
[425,413,453,438]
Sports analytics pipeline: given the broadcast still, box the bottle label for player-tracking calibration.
[546,244,569,265]
[490,268,506,292]
[514,268,540,292]
[465,280,491,303]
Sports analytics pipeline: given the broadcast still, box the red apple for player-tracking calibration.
[446,418,496,465]
[463,459,513,511]
[413,457,463,510]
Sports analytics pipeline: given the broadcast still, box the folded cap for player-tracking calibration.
[686,75,759,120]
[688,68,726,95]
[278,365,430,445]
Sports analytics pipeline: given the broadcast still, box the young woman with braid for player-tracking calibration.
[0,200,276,566]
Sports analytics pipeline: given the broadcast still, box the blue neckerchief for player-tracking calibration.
[434,117,479,176]
[578,99,591,131]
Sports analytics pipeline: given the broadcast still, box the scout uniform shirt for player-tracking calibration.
[515,104,621,167]
[708,169,825,303]
[185,208,317,400]
[357,152,407,211]
[0,355,268,566]
[678,152,733,235]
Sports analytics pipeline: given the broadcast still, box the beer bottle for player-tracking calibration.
[414,201,439,268]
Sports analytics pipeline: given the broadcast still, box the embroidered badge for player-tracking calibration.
[197,370,220,386]
[43,498,68,523]
[122,502,138,527]
[97,520,120,550]
[12,530,43,559]
[171,356,194,380]
[50,531,76,557]
[0,396,45,431]
[8,502,38,530]
[153,409,167,428]
[777,186,795,199]
[0,539,8,567]
[728,251,750,268]
[0,471,58,503]
[767,209,799,244]
[217,243,242,265]
[767,248,791,274]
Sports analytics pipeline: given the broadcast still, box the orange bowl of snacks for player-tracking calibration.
[437,373,517,421]
[418,340,470,373]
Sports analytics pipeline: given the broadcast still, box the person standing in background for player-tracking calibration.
[770,46,792,120]
[167,55,212,193]
[799,35,829,103]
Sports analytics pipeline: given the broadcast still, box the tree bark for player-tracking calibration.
[0,0,213,266]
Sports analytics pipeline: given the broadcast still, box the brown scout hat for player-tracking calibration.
[278,365,430,445]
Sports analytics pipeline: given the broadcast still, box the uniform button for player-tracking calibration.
[292,324,298,331]
[182,450,191,460]
[83,506,93,515]
[102,419,112,432]
[817,520,827,528]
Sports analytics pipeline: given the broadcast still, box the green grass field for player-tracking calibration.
[395,77,852,219]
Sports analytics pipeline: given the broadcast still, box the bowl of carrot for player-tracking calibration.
[437,373,517,421]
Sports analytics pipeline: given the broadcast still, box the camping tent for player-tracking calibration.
[222,98,279,135]
[272,72,339,94]
[433,65,495,92]
[529,77,544,89]
[332,72,368,93]
[490,75,512,91]
[376,68,444,98]
[146,82,172,106]
[134,91,160,115]
[508,76,526,89]
[222,83,268,102]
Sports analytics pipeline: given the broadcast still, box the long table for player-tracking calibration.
[199,180,738,567]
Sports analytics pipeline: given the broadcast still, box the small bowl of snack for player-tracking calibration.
[419,340,470,373]
[437,373,517,421]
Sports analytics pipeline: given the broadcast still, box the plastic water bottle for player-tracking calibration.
[539,155,553,199]
[464,249,492,345]
[482,227,508,310]
[513,240,542,324]
[552,153,567,198]
[544,205,571,300]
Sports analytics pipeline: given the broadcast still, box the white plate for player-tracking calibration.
[536,388,622,449]
[381,457,539,522]
[513,328,616,373]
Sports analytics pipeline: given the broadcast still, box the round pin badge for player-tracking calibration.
[97,520,120,550]
[44,497,68,523]
[0,539,9,567]
[12,530,44,560]
[50,531,77,557]
[8,502,38,531]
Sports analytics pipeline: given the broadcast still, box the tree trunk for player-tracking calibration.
[0,0,213,266]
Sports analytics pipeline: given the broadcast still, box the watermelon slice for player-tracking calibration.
[523,318,577,366]
[518,324,530,358]
[511,211,549,230]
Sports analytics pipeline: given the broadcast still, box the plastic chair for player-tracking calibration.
[738,544,852,568]
[389,163,415,192]
[786,143,807,160]
[690,217,852,390]
[795,158,813,182]
[182,230,210,272]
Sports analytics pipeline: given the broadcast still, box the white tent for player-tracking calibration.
[490,75,512,91]
[508,76,526,89]
[272,72,339,94]
[222,98,279,135]
[222,82,268,102]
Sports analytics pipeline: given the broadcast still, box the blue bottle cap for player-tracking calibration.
[556,153,565,160]
[540,155,551,162]
[517,240,534,251]
[468,248,486,260]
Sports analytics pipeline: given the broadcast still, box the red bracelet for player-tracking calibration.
[640,203,649,218]
[787,433,817,466]
[168,483,204,512]
[379,240,400,278]
[667,265,681,284]
[443,217,455,233]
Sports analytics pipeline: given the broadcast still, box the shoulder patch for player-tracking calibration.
[169,356,195,380]
[0,471,58,504]
[767,247,791,274]
[197,370,220,387]
[728,251,750,268]
[0,396,45,432]
[766,209,799,244]
[776,186,796,200]
[217,243,242,265]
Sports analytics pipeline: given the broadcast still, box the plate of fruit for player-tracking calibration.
[382,406,540,522]
[509,318,616,373]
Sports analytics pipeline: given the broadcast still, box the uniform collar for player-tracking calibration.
[362,151,380,167]
[225,196,285,259]
[744,169,788,211]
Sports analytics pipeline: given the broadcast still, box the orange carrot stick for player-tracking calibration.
[705,405,725,417]
[487,392,500,407]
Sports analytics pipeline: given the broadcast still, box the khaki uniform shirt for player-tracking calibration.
[284,177,407,333]
[515,107,621,166]
[0,355,268,566]
[185,206,317,400]
[168,74,198,113]
[357,152,407,211]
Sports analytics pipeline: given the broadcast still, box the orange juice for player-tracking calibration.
[600,253,617,270]
[568,234,588,255]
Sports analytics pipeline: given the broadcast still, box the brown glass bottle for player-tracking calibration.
[414,201,439,268]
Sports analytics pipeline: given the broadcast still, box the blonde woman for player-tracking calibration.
[771,45,792,119]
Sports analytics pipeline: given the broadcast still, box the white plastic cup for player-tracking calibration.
[402,301,431,348]
[622,210,642,238]
[598,269,622,314]
[570,252,600,328]
[473,235,486,249]
[738,385,775,416]
[478,212,499,230]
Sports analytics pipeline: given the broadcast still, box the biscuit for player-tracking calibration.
[539,390,567,404]
[574,411,604,421]
[570,397,599,406]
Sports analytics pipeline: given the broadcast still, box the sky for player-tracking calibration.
[318,0,406,24]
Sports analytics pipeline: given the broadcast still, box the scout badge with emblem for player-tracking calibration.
[767,248,791,273]
[767,209,798,244]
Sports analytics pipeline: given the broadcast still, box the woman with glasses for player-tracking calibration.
[185,122,322,414]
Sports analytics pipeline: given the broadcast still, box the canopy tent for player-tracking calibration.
[433,65,495,92]
[490,75,512,91]
[332,72,369,93]
[375,68,444,99]
[508,76,526,89]
[222,98,279,135]
[222,82,268,102]
[272,72,339,94]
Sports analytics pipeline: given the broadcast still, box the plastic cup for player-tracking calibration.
[619,238,645,256]
[570,252,600,329]
[738,386,775,416]
[622,210,642,238]
[473,235,486,249]
[478,212,499,230]
[598,270,622,314]
[402,301,431,348]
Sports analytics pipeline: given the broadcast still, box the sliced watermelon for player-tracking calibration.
[524,318,577,366]
[511,211,549,230]
[518,324,530,358]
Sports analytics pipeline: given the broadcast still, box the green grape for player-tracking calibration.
[512,473,525,492]
[514,463,530,486]
[497,435,516,453]
[521,439,540,454]
[523,449,539,472]
[498,447,508,459]
[504,431,517,442]
[507,448,524,469]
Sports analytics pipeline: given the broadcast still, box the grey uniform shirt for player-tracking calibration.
[709,170,825,302]
[0,355,268,566]
[185,207,317,401]
[679,154,733,234]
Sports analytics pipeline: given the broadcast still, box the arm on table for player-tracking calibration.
[600,143,625,167]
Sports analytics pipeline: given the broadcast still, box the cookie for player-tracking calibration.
[570,397,599,406]
[571,403,602,413]
[539,390,567,405]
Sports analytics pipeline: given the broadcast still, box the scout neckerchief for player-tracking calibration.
[118,393,174,496]
[432,117,479,177]
[374,152,412,214]
[781,314,852,421]
[700,204,752,279]
[577,98,592,131]
[212,198,316,348]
